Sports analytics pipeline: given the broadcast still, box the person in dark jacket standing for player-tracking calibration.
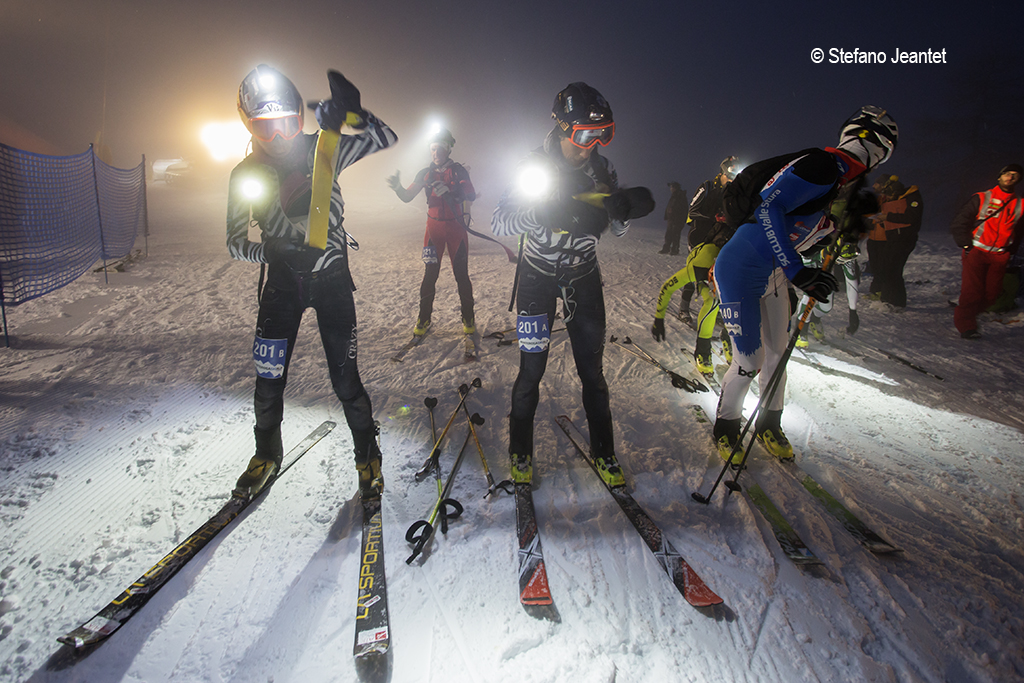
[491,82,654,487]
[873,177,923,308]
[950,164,1024,338]
[658,182,688,254]
[387,128,477,336]
[228,65,397,501]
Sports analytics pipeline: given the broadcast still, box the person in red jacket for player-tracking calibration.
[387,128,477,336]
[950,164,1024,338]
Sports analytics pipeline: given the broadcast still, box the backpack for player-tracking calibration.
[721,148,819,229]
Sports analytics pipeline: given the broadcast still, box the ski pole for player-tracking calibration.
[692,252,836,505]
[405,423,474,564]
[414,378,482,479]
[609,335,707,393]
[460,403,514,497]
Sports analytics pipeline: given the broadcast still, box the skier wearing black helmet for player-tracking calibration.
[227,65,397,501]
[386,127,477,337]
[712,106,897,463]
[491,82,655,487]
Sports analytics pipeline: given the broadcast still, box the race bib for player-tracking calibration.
[422,245,438,265]
[718,302,742,338]
[253,336,287,379]
[517,314,550,353]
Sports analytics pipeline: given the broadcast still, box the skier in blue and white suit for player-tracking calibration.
[492,82,654,488]
[713,106,897,462]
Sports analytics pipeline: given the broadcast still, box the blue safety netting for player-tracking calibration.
[0,142,146,306]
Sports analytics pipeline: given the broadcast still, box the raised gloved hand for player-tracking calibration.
[385,170,402,191]
[651,317,666,342]
[791,267,838,303]
[429,179,450,197]
[263,239,322,271]
[603,187,656,222]
[534,199,608,237]
[847,308,860,335]
[314,70,368,131]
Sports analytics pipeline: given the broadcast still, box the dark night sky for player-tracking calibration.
[2,0,1022,224]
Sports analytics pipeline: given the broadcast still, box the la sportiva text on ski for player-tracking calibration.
[555,416,724,608]
[57,421,336,650]
[354,425,390,667]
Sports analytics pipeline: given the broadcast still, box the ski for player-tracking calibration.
[353,498,390,667]
[57,420,337,650]
[463,333,478,362]
[555,416,724,607]
[682,344,721,393]
[514,481,560,622]
[691,404,822,566]
[791,473,900,553]
[744,482,822,565]
[390,330,429,363]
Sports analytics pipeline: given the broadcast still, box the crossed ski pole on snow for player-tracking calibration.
[406,378,512,564]
[692,251,837,505]
[608,335,708,393]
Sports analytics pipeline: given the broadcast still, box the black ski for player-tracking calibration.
[57,421,337,650]
[353,498,390,666]
[555,416,724,607]
[390,330,429,363]
[515,481,560,622]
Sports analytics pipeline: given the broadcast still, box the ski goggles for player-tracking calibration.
[249,114,302,143]
[568,122,615,149]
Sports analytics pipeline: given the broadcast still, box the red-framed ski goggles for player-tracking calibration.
[568,121,615,149]
[249,114,303,142]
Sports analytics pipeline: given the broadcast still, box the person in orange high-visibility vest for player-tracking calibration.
[950,164,1024,338]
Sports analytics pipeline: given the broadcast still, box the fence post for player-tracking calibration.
[0,265,9,348]
[141,154,149,259]
[89,144,109,285]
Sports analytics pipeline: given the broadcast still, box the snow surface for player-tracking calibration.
[2,178,1023,683]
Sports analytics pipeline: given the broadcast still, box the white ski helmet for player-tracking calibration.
[837,106,898,171]
[237,64,304,135]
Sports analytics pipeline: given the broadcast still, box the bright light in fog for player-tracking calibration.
[517,164,551,199]
[428,121,442,137]
[241,178,264,200]
[201,122,252,162]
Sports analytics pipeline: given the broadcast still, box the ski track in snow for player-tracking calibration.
[1,181,1023,682]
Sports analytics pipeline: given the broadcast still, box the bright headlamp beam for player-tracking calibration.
[517,165,551,199]
[242,179,264,200]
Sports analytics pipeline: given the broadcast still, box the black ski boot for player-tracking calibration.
[354,425,384,501]
[234,425,284,499]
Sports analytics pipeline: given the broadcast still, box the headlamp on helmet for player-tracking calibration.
[237,64,305,142]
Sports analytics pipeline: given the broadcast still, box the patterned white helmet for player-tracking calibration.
[837,106,898,170]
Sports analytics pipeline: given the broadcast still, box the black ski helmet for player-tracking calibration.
[552,82,613,136]
[237,64,304,133]
[837,106,898,170]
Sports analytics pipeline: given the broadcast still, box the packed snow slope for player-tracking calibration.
[2,177,1023,683]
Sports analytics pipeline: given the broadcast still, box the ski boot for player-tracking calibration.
[694,337,714,375]
[413,318,431,336]
[510,453,532,484]
[354,426,384,501]
[720,330,733,364]
[234,425,284,499]
[593,452,626,487]
[808,318,825,342]
[755,410,794,462]
[713,418,741,465]
[462,314,476,335]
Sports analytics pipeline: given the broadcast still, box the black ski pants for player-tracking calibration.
[419,237,474,323]
[509,262,614,459]
[253,262,375,459]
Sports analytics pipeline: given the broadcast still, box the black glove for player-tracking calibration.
[839,188,881,240]
[791,267,839,303]
[847,309,860,335]
[603,187,656,222]
[651,317,666,342]
[264,239,322,271]
[534,199,608,237]
[962,245,973,254]
[314,70,367,131]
